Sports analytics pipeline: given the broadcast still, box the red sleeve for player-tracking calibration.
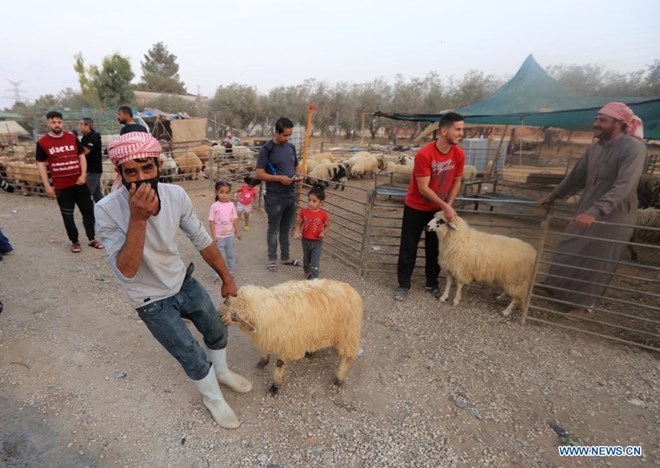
[453,147,465,178]
[322,211,329,222]
[413,147,431,178]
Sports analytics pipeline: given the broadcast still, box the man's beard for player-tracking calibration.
[51,128,63,135]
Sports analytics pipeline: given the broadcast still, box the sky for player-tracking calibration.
[2,0,659,108]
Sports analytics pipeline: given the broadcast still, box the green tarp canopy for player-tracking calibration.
[374,55,660,139]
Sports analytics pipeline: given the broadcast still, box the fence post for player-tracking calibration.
[359,190,376,278]
[521,208,552,325]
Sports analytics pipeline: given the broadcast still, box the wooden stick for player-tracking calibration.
[487,124,508,178]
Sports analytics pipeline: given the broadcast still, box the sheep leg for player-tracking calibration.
[452,281,464,306]
[270,359,286,394]
[439,275,453,302]
[496,291,508,301]
[256,352,270,369]
[501,298,520,317]
[334,354,354,386]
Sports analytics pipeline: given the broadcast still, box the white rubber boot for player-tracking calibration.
[192,365,241,429]
[204,345,253,393]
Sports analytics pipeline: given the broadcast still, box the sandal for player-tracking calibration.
[88,240,104,250]
[266,262,277,272]
[281,259,301,267]
[71,242,81,253]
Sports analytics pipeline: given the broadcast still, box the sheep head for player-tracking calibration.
[219,297,257,333]
[425,212,461,234]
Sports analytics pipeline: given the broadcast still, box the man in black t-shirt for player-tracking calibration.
[79,117,104,202]
[117,106,149,135]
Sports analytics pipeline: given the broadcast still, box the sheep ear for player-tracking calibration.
[231,312,257,333]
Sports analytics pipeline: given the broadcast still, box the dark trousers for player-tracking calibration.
[86,172,104,202]
[302,238,323,278]
[136,274,227,380]
[396,205,440,290]
[264,195,296,262]
[0,229,12,253]
[56,184,95,243]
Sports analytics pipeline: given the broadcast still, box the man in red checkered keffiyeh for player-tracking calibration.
[96,131,248,430]
[107,131,162,192]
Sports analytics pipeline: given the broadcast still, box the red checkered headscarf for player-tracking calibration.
[107,132,161,191]
[597,102,644,140]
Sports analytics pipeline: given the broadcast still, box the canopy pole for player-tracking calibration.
[518,115,525,166]
[487,124,508,178]
[297,103,315,208]
[360,112,366,146]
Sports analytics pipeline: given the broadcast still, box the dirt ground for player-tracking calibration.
[0,190,658,467]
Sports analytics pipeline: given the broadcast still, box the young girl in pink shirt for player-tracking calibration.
[209,181,241,276]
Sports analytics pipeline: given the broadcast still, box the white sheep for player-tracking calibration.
[303,159,320,174]
[349,154,379,178]
[309,152,335,163]
[307,162,348,190]
[159,152,178,182]
[383,161,413,175]
[425,213,537,317]
[629,208,660,261]
[462,165,478,181]
[220,279,363,393]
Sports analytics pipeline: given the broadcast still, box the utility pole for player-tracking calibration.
[5,78,27,105]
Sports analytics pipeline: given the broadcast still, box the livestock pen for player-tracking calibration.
[291,170,659,353]
[2,140,657,352]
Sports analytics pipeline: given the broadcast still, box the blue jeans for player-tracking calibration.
[135,275,227,380]
[216,235,236,274]
[264,195,296,262]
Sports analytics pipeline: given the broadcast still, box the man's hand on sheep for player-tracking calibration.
[443,205,457,223]
[574,213,596,229]
[220,277,238,299]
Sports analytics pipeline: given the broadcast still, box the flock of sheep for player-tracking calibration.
[303,150,478,190]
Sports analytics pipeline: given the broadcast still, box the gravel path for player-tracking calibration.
[0,191,657,467]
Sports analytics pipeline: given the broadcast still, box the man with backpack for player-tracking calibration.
[255,117,303,272]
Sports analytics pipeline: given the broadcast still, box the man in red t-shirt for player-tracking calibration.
[36,111,103,253]
[394,112,465,301]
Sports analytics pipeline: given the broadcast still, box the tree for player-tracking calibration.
[93,53,135,107]
[449,70,500,109]
[149,94,207,116]
[139,42,187,94]
[73,53,101,107]
[643,60,660,96]
[208,83,260,133]
[56,88,89,108]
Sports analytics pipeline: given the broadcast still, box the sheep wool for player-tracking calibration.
[220,279,363,393]
[426,213,537,316]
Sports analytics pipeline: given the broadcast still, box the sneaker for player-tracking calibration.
[424,286,442,299]
[393,287,408,302]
